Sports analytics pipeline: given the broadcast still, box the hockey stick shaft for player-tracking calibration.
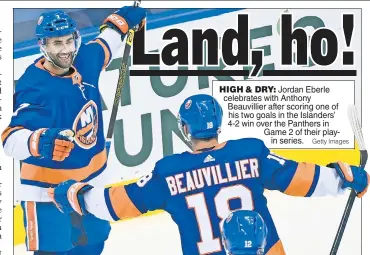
[330,106,368,255]
[105,0,141,155]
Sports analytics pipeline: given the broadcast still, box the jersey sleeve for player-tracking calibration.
[99,165,171,221]
[2,84,53,159]
[84,38,112,71]
[10,88,52,128]
[84,28,122,71]
[2,85,52,140]
[125,170,170,212]
[258,141,343,197]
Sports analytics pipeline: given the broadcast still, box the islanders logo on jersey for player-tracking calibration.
[73,100,99,149]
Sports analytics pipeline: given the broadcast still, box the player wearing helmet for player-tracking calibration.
[221,210,268,255]
[47,94,368,255]
[3,7,146,255]
[36,11,82,73]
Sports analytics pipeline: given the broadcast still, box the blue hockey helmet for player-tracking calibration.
[177,94,223,142]
[36,10,81,67]
[221,210,268,255]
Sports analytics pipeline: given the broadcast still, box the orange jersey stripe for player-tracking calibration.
[266,240,286,255]
[94,39,111,70]
[25,201,39,251]
[35,58,82,80]
[1,126,24,142]
[109,186,141,220]
[284,162,315,197]
[21,149,107,184]
[35,58,59,76]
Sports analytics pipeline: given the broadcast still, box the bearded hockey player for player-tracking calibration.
[221,210,268,255]
[2,7,146,255]
[48,94,369,255]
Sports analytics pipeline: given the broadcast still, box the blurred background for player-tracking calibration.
[14,8,172,58]
[14,8,241,58]
[14,8,170,43]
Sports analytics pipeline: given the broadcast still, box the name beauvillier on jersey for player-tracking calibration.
[166,158,260,195]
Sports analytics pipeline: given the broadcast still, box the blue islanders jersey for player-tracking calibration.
[3,38,112,201]
[102,138,338,255]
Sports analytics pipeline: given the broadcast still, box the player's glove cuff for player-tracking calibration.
[28,128,47,157]
[48,180,93,216]
[100,6,146,37]
[328,161,369,197]
[29,128,75,161]
[101,14,129,36]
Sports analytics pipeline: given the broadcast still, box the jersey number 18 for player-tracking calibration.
[185,185,254,254]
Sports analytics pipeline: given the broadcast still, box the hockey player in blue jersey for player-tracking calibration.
[48,94,369,255]
[221,210,268,255]
[2,7,146,255]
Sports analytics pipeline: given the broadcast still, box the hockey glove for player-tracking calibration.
[328,161,369,198]
[28,128,75,161]
[100,6,146,37]
[48,180,93,215]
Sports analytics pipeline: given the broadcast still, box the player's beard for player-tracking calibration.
[48,51,74,69]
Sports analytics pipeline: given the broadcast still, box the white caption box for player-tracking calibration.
[213,80,355,149]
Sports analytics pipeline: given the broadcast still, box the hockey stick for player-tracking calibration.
[105,0,142,155]
[329,105,368,255]
[70,2,143,239]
